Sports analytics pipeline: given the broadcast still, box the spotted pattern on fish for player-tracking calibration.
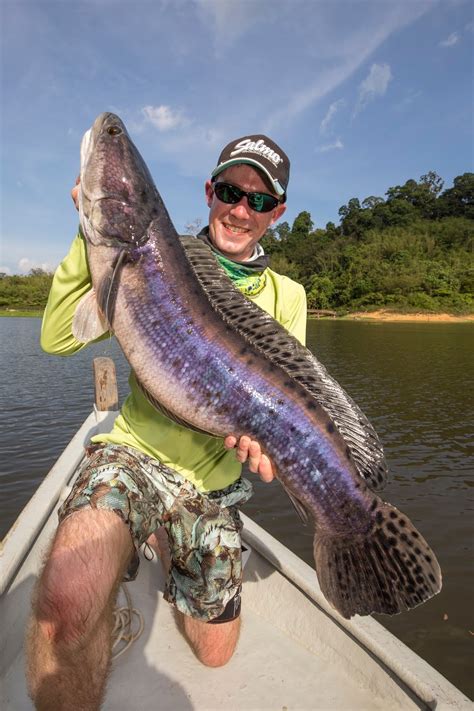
[179,236,388,493]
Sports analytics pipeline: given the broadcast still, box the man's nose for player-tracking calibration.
[229,199,252,219]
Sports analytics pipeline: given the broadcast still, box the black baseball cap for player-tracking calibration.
[211,135,290,197]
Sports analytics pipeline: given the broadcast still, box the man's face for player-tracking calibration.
[205,164,286,261]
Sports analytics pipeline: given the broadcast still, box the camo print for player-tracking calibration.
[58,443,253,622]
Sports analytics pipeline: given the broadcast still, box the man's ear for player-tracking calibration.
[205,180,213,208]
[270,203,286,226]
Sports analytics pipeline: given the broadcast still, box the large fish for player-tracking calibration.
[74,112,441,619]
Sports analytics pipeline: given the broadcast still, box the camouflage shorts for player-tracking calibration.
[58,443,253,622]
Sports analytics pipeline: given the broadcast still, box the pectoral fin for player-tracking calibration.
[281,483,310,526]
[72,288,110,343]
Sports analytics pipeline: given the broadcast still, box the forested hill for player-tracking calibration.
[1,172,473,315]
[262,172,474,313]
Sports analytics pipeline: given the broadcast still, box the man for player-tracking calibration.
[26,134,307,710]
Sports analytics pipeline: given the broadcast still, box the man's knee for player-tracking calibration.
[34,577,97,647]
[32,509,133,646]
[183,615,241,667]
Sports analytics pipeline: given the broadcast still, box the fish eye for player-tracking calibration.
[107,126,122,136]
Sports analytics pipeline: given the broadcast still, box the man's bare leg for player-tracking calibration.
[26,509,133,711]
[148,527,241,667]
[183,615,241,667]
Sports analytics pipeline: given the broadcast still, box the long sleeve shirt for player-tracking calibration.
[41,232,307,492]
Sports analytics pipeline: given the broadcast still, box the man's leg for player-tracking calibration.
[26,509,133,711]
[148,527,241,667]
[182,615,241,668]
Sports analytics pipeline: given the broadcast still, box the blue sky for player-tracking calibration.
[1,0,473,274]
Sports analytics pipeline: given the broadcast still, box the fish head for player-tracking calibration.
[79,112,160,248]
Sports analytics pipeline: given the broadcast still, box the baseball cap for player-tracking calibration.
[211,135,290,197]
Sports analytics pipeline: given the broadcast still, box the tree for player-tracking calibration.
[437,173,474,219]
[385,174,443,219]
[361,196,384,210]
[291,211,313,239]
[275,221,291,242]
[420,171,444,196]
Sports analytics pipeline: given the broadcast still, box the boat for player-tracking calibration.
[1,358,471,710]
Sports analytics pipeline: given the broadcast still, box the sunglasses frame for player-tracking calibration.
[212,180,283,213]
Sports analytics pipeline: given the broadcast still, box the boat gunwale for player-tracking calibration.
[0,409,118,595]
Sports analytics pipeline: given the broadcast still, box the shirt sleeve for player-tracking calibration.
[280,280,307,346]
[40,231,109,355]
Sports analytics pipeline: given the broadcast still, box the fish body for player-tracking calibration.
[75,113,441,618]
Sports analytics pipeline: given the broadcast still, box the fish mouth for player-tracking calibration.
[80,128,92,169]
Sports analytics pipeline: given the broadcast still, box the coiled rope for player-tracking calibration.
[111,584,145,660]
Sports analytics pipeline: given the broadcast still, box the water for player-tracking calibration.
[1,317,473,698]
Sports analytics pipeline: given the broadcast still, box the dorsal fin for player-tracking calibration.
[179,236,388,492]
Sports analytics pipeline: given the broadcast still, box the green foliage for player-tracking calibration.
[263,171,474,314]
[0,270,53,310]
[3,173,473,316]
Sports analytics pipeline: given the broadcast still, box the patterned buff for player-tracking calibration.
[196,227,269,296]
[214,252,267,296]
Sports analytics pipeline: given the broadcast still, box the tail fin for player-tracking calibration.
[313,502,442,619]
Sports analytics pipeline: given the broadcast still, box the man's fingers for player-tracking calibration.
[236,435,251,463]
[224,435,238,450]
[258,454,274,483]
[247,440,261,473]
[225,434,275,482]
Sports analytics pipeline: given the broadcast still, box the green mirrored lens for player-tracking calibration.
[214,182,278,213]
[249,193,265,211]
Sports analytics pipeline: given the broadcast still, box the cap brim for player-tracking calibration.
[211,158,286,197]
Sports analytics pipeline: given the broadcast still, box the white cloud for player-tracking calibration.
[320,99,345,134]
[354,63,392,116]
[195,0,270,56]
[142,105,189,132]
[439,32,460,47]
[18,257,55,274]
[316,139,344,153]
[394,90,422,113]
[264,2,433,131]
[0,266,12,276]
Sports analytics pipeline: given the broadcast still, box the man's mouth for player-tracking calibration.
[222,222,249,234]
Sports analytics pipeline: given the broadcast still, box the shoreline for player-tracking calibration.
[341,309,474,323]
[1,309,474,323]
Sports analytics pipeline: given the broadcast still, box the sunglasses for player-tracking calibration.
[212,181,283,213]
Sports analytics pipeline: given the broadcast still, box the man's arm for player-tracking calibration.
[41,232,98,355]
[41,180,110,356]
[282,282,307,346]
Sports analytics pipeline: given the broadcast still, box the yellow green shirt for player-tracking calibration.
[41,232,307,491]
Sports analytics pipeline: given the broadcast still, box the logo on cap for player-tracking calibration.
[229,138,283,168]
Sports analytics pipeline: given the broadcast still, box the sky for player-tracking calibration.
[1,0,473,275]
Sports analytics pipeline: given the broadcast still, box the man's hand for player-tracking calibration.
[71,176,80,211]
[224,435,275,483]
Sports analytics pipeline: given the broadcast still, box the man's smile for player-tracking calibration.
[222,222,249,234]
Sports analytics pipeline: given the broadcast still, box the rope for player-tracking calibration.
[111,584,145,661]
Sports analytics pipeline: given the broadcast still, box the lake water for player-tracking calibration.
[0,317,473,699]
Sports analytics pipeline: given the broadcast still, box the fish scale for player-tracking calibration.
[75,112,442,619]
[118,241,356,490]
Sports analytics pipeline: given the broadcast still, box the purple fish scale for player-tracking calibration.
[119,244,371,535]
